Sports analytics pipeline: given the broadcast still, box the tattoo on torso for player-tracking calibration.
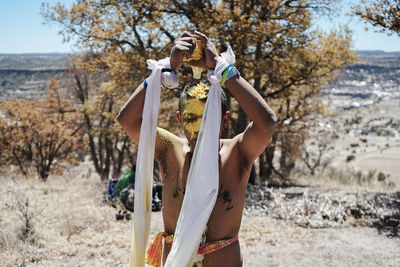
[171,178,234,212]
[217,184,234,211]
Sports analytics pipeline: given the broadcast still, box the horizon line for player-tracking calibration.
[1,49,400,55]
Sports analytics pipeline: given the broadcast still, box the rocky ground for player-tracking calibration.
[241,184,400,267]
[245,184,400,232]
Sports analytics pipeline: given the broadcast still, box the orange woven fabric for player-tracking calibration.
[145,232,238,266]
[198,235,238,255]
[145,232,174,267]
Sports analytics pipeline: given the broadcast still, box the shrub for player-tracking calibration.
[377,172,386,181]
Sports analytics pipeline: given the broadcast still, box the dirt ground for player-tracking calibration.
[324,98,400,182]
[240,215,399,267]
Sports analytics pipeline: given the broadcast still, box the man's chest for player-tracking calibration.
[159,146,243,200]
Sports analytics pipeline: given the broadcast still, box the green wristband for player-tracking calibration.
[220,64,234,87]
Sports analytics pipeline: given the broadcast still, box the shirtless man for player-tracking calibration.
[117,31,276,267]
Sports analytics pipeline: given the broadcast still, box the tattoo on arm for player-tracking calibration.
[173,186,185,198]
[217,184,234,211]
[173,170,185,198]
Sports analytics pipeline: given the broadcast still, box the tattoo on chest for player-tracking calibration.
[217,184,234,211]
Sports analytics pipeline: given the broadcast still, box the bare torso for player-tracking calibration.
[116,30,276,267]
[156,128,250,267]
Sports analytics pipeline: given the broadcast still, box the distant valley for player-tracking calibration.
[0,53,68,100]
[323,50,400,111]
[0,51,399,104]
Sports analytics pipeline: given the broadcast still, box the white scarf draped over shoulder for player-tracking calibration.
[129,57,168,267]
[130,47,236,267]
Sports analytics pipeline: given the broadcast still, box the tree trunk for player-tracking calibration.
[263,145,275,184]
[258,151,266,183]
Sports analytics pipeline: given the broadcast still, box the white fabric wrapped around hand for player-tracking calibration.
[161,70,179,89]
[164,46,236,267]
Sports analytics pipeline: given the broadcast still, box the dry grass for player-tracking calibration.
[295,166,400,193]
[0,166,138,267]
[0,163,398,267]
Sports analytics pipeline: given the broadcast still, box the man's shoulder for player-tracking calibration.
[220,135,242,154]
[157,127,182,142]
[220,133,254,168]
[156,127,186,154]
[220,133,244,147]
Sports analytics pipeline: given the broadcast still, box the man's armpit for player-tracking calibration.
[237,122,271,165]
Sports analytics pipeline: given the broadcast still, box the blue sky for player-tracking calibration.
[316,0,399,52]
[0,0,398,53]
[0,0,75,53]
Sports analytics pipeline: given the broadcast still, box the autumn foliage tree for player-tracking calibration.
[0,79,82,180]
[62,55,137,180]
[42,0,356,184]
[188,1,356,183]
[354,0,400,36]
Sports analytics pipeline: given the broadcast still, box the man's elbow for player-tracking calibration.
[263,108,277,133]
[269,111,277,130]
[116,110,124,126]
[116,109,132,131]
[116,111,141,135]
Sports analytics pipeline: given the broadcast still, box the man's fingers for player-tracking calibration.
[178,36,195,44]
[175,38,195,49]
[175,44,190,51]
[176,39,194,47]
[180,31,193,38]
[175,40,195,56]
[193,31,208,43]
[188,59,202,67]
[176,44,195,59]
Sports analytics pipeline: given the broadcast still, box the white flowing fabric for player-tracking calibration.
[129,57,170,267]
[164,46,236,267]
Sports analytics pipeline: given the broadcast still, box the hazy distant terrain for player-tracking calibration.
[0,53,68,70]
[0,51,399,102]
[0,53,68,100]
[323,50,400,110]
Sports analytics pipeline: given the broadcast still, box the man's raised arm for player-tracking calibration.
[225,75,277,163]
[192,31,276,163]
[116,82,147,144]
[117,32,197,145]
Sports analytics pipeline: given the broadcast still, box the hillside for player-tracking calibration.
[323,50,400,110]
[0,53,68,100]
[1,51,399,101]
[0,53,68,70]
